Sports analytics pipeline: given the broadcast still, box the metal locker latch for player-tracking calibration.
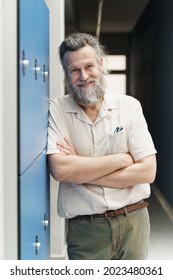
[34,235,41,255]
[43,64,49,82]
[22,50,29,76]
[43,213,49,231]
[34,59,40,80]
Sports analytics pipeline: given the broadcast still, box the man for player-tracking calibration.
[47,33,157,260]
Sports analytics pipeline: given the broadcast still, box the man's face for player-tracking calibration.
[64,45,105,107]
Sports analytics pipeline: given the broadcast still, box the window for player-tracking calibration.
[104,55,127,95]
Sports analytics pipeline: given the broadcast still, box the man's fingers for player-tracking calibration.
[57,144,71,155]
[64,137,72,147]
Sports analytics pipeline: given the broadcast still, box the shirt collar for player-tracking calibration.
[65,92,117,113]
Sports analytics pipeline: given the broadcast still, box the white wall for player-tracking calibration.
[45,0,67,259]
[0,0,4,260]
[0,0,18,259]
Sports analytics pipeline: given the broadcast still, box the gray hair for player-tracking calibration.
[59,33,107,70]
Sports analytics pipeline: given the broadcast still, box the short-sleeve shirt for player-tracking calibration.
[47,92,157,218]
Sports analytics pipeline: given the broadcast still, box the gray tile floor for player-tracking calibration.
[148,190,173,260]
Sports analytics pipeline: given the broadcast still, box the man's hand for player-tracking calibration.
[57,137,77,155]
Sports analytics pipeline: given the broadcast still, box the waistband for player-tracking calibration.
[73,201,148,220]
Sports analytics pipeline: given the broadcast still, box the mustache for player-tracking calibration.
[76,78,97,86]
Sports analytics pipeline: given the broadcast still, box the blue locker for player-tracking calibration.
[18,0,50,259]
[32,1,49,159]
[19,0,49,174]
[20,153,50,259]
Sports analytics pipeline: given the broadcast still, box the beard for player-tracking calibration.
[65,74,106,108]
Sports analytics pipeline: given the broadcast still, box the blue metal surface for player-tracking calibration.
[19,0,49,174]
[20,153,50,260]
[19,0,50,259]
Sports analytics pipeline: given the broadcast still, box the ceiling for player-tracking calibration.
[65,0,150,36]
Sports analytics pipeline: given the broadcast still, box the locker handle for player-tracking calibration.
[35,66,41,74]
[22,59,29,67]
[34,59,40,80]
[43,64,49,82]
[34,235,41,255]
[44,71,48,79]
[43,213,49,231]
[22,50,29,75]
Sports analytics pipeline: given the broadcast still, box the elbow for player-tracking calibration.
[137,170,156,185]
[139,155,157,184]
[146,164,157,184]
[53,171,64,182]
[50,165,74,183]
[52,164,69,182]
[147,172,156,184]
[49,167,64,182]
[48,154,68,182]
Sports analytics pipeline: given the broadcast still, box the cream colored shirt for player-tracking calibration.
[47,92,157,218]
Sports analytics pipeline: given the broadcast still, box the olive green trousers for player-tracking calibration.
[67,207,150,260]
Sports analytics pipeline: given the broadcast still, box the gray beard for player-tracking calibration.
[65,76,106,108]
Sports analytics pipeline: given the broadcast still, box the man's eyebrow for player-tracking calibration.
[68,61,95,69]
[67,65,79,72]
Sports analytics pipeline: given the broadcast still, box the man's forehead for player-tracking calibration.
[65,47,98,69]
[65,46,97,61]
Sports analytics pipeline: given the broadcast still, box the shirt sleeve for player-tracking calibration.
[46,98,69,155]
[128,98,157,161]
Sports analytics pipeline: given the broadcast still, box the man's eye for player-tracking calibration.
[70,69,78,74]
[87,65,93,69]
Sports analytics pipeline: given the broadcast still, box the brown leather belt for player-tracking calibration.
[74,201,148,220]
[95,201,148,218]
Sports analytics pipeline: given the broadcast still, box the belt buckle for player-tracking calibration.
[123,206,128,216]
[105,210,118,218]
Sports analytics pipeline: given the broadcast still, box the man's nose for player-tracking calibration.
[79,69,89,81]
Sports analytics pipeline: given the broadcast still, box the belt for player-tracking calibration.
[74,201,148,220]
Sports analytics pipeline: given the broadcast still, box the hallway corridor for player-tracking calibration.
[148,185,173,260]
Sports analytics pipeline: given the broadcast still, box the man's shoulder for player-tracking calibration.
[49,94,78,113]
[49,94,71,106]
[112,93,138,101]
[105,92,140,107]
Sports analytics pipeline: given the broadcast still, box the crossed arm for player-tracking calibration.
[48,137,157,189]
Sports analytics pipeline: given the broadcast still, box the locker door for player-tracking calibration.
[20,153,50,260]
[19,0,37,174]
[19,0,49,174]
[18,0,50,260]
[32,1,49,158]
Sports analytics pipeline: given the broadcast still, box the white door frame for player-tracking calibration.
[0,0,18,260]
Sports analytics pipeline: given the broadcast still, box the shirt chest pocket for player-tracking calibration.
[106,129,129,154]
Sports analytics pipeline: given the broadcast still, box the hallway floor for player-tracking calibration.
[148,187,173,260]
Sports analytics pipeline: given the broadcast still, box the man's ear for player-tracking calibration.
[99,57,106,73]
[100,57,103,66]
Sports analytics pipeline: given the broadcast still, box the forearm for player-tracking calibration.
[88,155,157,189]
[48,152,133,184]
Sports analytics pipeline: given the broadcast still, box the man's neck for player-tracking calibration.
[81,97,103,123]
